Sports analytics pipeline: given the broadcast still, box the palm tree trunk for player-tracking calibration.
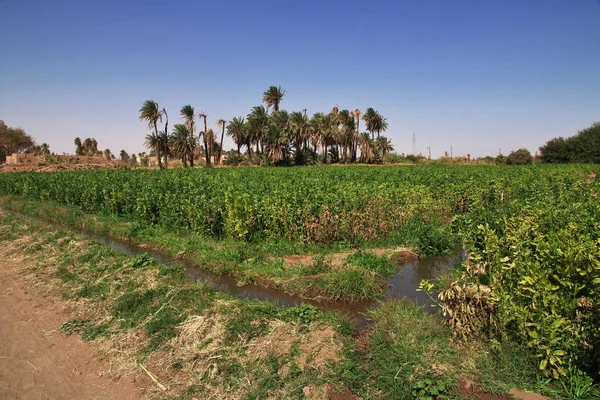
[154,122,163,169]
[353,120,359,162]
[217,122,225,164]
[202,117,210,166]
[163,114,169,168]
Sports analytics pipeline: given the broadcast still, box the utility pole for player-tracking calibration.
[427,146,431,159]
[412,134,416,155]
[450,145,453,159]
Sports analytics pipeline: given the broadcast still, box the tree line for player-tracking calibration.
[139,86,394,168]
[0,120,50,162]
[539,122,600,164]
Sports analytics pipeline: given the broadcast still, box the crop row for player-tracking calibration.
[0,165,593,245]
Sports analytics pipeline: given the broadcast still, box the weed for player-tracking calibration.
[547,363,600,400]
[411,377,447,400]
[278,303,323,324]
[59,319,89,336]
[127,253,154,268]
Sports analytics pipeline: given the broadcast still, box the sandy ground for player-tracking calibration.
[0,256,148,400]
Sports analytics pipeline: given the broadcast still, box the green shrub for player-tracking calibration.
[437,187,600,381]
[506,148,533,165]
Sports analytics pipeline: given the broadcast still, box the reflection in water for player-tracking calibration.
[1,206,465,328]
[384,249,465,308]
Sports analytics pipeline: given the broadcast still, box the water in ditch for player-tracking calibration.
[2,206,464,328]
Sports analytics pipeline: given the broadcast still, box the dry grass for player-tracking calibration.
[281,247,416,270]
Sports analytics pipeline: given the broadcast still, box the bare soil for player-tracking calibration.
[0,255,148,399]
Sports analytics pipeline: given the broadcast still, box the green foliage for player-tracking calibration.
[0,120,36,162]
[277,303,322,324]
[411,378,447,400]
[0,165,479,245]
[345,250,395,275]
[316,268,383,301]
[506,148,533,165]
[340,301,460,399]
[548,363,600,400]
[438,177,600,381]
[127,253,154,268]
[412,219,452,256]
[540,122,600,164]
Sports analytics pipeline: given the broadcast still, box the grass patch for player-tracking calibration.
[345,250,395,275]
[315,268,384,301]
[0,195,424,301]
[0,201,564,399]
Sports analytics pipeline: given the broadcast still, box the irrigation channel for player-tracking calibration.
[2,206,465,328]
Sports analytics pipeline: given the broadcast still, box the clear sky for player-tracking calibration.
[1,0,599,158]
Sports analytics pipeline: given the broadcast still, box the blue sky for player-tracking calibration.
[1,0,599,158]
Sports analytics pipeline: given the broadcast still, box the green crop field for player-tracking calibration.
[1,164,599,398]
[0,165,593,244]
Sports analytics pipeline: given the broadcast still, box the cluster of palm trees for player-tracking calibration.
[139,86,393,168]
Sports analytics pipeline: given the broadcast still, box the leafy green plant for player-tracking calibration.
[411,378,447,400]
[278,303,322,324]
[548,363,600,400]
[128,253,154,268]
[437,180,600,381]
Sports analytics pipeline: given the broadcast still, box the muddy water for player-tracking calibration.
[2,207,464,328]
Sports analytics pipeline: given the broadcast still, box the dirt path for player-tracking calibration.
[0,256,148,400]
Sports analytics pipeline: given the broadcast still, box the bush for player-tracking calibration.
[540,122,600,164]
[506,148,533,165]
[436,187,600,381]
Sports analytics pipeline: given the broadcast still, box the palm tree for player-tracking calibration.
[144,133,160,167]
[309,112,332,163]
[170,124,194,167]
[262,85,285,111]
[329,106,341,159]
[103,148,112,160]
[359,132,374,163]
[198,112,210,166]
[289,111,309,160]
[227,117,247,157]
[247,105,269,156]
[338,109,355,162]
[353,109,361,161]
[217,119,226,164]
[362,107,378,141]
[119,149,129,163]
[74,137,83,155]
[205,129,215,163]
[266,110,290,163]
[180,105,195,167]
[162,108,169,167]
[139,100,164,169]
[375,136,394,161]
[375,113,388,138]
